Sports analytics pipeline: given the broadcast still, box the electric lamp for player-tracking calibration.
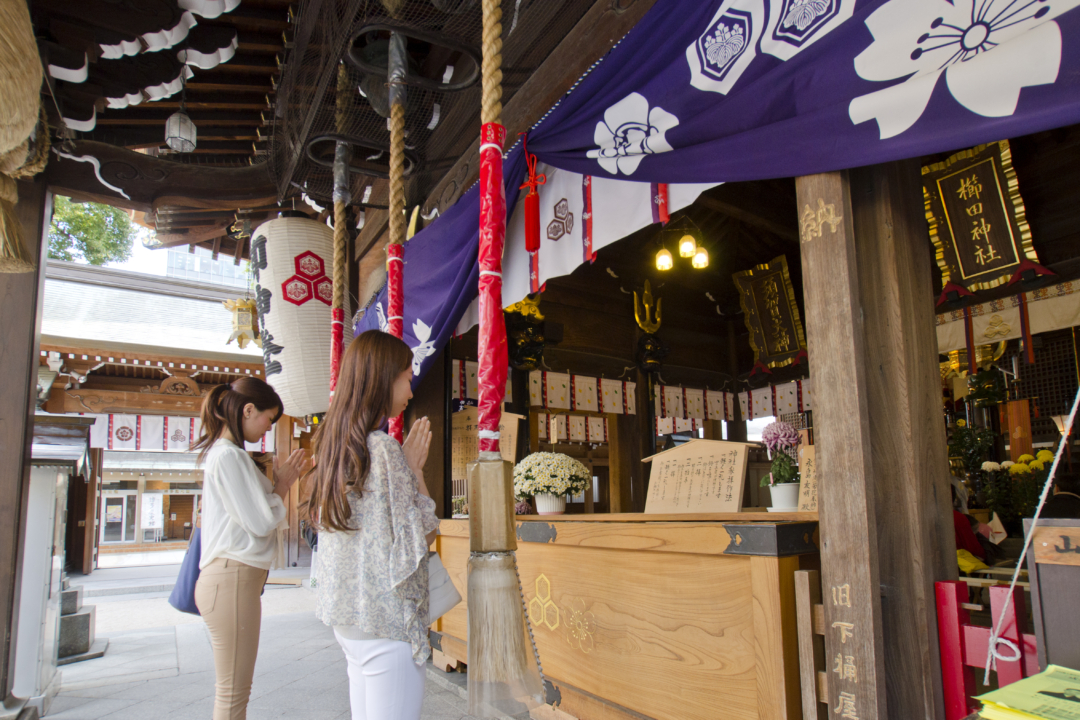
[678,234,697,258]
[655,248,673,271]
[692,246,709,269]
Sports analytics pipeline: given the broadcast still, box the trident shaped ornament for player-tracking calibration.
[634,280,662,334]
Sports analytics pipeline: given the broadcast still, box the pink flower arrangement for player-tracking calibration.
[761,421,800,454]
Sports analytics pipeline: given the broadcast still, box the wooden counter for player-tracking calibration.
[433,513,819,720]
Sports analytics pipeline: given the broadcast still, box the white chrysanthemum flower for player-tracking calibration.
[513,452,592,499]
[981,461,1001,472]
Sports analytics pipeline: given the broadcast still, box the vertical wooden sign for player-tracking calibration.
[797,443,818,513]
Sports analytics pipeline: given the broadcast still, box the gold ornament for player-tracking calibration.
[505,293,545,322]
[223,298,262,349]
[634,280,662,334]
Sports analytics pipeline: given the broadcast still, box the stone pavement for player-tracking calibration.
[49,610,510,720]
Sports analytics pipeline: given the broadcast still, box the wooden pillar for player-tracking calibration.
[634,369,652,511]
[608,413,637,513]
[0,178,50,720]
[727,320,748,442]
[409,347,448,517]
[797,162,956,720]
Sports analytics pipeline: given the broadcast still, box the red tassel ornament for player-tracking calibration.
[518,133,546,254]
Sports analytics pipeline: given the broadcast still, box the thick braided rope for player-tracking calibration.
[388,101,406,247]
[332,65,349,310]
[481,0,502,126]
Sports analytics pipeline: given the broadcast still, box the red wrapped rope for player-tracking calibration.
[478,122,508,454]
[330,308,344,396]
[387,242,405,442]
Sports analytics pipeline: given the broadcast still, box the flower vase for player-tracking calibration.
[768,482,801,511]
[534,493,566,515]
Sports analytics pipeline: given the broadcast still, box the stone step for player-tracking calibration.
[61,576,70,591]
[60,586,82,616]
[59,606,96,658]
[57,637,109,666]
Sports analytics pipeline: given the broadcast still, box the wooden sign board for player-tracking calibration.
[643,439,755,514]
[1032,525,1080,567]
[797,444,817,512]
[451,407,522,496]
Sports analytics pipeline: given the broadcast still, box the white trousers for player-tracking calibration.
[333,631,426,720]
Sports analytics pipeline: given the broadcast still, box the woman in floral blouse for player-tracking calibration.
[307,330,438,720]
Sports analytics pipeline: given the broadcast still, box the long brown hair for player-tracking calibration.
[192,377,283,462]
[306,330,412,532]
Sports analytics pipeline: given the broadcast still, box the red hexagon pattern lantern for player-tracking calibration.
[250,216,336,417]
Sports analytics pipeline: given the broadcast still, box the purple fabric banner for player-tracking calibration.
[360,0,1080,387]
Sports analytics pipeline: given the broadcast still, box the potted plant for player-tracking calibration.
[513,452,592,515]
[760,421,802,511]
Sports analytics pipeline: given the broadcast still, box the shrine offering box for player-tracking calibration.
[642,439,757,514]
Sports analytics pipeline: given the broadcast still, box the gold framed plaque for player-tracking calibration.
[922,140,1038,292]
[732,254,807,369]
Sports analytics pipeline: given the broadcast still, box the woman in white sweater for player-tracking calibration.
[192,378,308,720]
[307,331,439,720]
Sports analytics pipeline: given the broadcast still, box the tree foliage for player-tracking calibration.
[49,196,135,265]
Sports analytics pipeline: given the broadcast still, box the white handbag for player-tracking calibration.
[428,551,462,625]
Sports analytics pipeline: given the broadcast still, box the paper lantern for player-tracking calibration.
[250,216,333,418]
[165,111,196,153]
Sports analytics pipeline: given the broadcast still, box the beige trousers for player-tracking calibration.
[195,558,268,720]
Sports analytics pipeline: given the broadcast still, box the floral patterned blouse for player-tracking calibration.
[314,431,440,664]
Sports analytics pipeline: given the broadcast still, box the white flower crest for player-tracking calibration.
[587,93,679,176]
[849,0,1075,139]
[375,301,388,332]
[410,318,435,374]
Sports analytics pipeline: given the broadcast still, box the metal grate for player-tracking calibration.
[271,0,596,205]
[1006,329,1080,442]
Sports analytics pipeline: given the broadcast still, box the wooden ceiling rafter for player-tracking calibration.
[36,0,293,169]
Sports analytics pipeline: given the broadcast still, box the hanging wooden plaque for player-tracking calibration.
[732,255,807,368]
[922,140,1039,292]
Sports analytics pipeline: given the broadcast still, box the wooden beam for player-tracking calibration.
[154,227,228,248]
[41,344,265,374]
[186,81,273,93]
[696,182,799,243]
[46,386,204,415]
[0,179,50,707]
[422,0,660,216]
[797,170,888,720]
[798,162,956,720]
[96,110,263,126]
[198,53,279,74]
[848,160,955,720]
[46,140,278,213]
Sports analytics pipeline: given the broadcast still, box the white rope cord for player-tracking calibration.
[982,385,1079,685]
[479,270,502,278]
